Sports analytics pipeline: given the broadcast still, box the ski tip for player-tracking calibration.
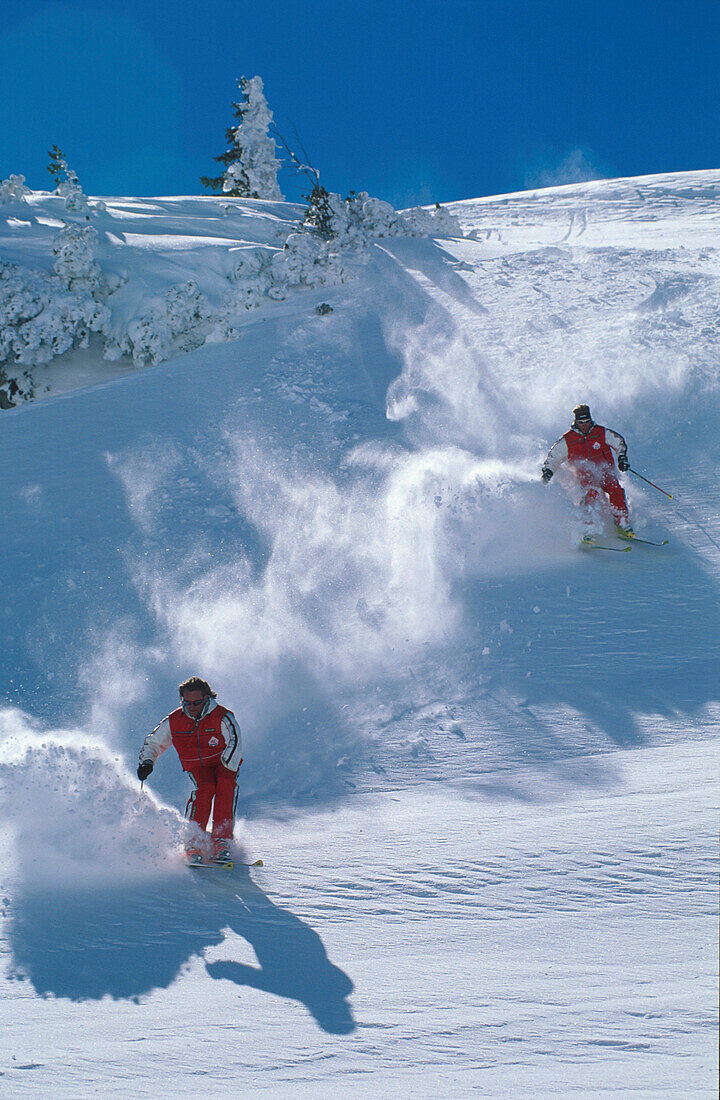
[251,858,264,867]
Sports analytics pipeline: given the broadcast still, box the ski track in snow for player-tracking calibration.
[0,170,718,1096]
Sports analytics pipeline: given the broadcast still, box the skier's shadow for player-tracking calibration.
[8,865,355,1035]
[200,870,356,1035]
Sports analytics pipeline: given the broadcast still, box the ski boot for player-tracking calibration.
[185,846,205,867]
[213,841,234,868]
[615,521,635,541]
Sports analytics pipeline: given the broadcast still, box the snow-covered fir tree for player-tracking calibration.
[45,146,105,216]
[201,76,283,200]
[46,145,66,188]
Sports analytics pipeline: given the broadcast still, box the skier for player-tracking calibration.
[137,677,243,865]
[541,404,634,535]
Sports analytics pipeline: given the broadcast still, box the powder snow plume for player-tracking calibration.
[0,707,184,886]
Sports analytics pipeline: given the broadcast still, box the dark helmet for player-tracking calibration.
[572,404,593,426]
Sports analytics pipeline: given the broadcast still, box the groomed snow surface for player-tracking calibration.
[1,170,718,1096]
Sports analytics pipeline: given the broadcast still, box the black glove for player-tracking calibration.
[137,760,153,781]
[618,454,629,472]
[541,466,553,483]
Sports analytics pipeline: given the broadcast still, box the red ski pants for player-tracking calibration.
[185,764,237,840]
[575,465,629,524]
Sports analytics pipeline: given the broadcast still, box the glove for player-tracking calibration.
[137,760,153,781]
[618,454,629,472]
[541,467,553,483]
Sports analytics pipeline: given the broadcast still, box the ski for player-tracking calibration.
[188,860,234,871]
[187,857,263,870]
[580,537,631,553]
[618,534,669,547]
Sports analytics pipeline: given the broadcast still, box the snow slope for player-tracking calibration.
[1,171,718,1096]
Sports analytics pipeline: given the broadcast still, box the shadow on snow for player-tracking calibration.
[8,865,355,1035]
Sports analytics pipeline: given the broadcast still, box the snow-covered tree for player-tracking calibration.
[46,145,66,188]
[0,175,30,203]
[0,259,110,389]
[303,188,463,247]
[52,224,107,296]
[46,145,85,209]
[201,76,283,200]
[46,146,105,217]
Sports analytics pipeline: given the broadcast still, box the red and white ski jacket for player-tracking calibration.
[543,424,627,474]
[139,698,243,773]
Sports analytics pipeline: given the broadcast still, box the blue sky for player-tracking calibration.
[2,0,718,206]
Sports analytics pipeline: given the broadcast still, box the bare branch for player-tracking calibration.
[270,120,320,188]
[289,121,317,179]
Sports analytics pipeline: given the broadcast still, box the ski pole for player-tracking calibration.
[628,467,674,499]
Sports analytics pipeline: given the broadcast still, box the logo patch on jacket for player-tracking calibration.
[593,442,601,449]
[208,736,219,747]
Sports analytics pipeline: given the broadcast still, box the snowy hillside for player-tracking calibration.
[1,170,718,1096]
[0,183,459,403]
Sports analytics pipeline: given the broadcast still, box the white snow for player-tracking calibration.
[0,185,458,392]
[0,169,718,1096]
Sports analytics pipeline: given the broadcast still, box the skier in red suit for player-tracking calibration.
[541,404,633,534]
[138,677,243,864]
